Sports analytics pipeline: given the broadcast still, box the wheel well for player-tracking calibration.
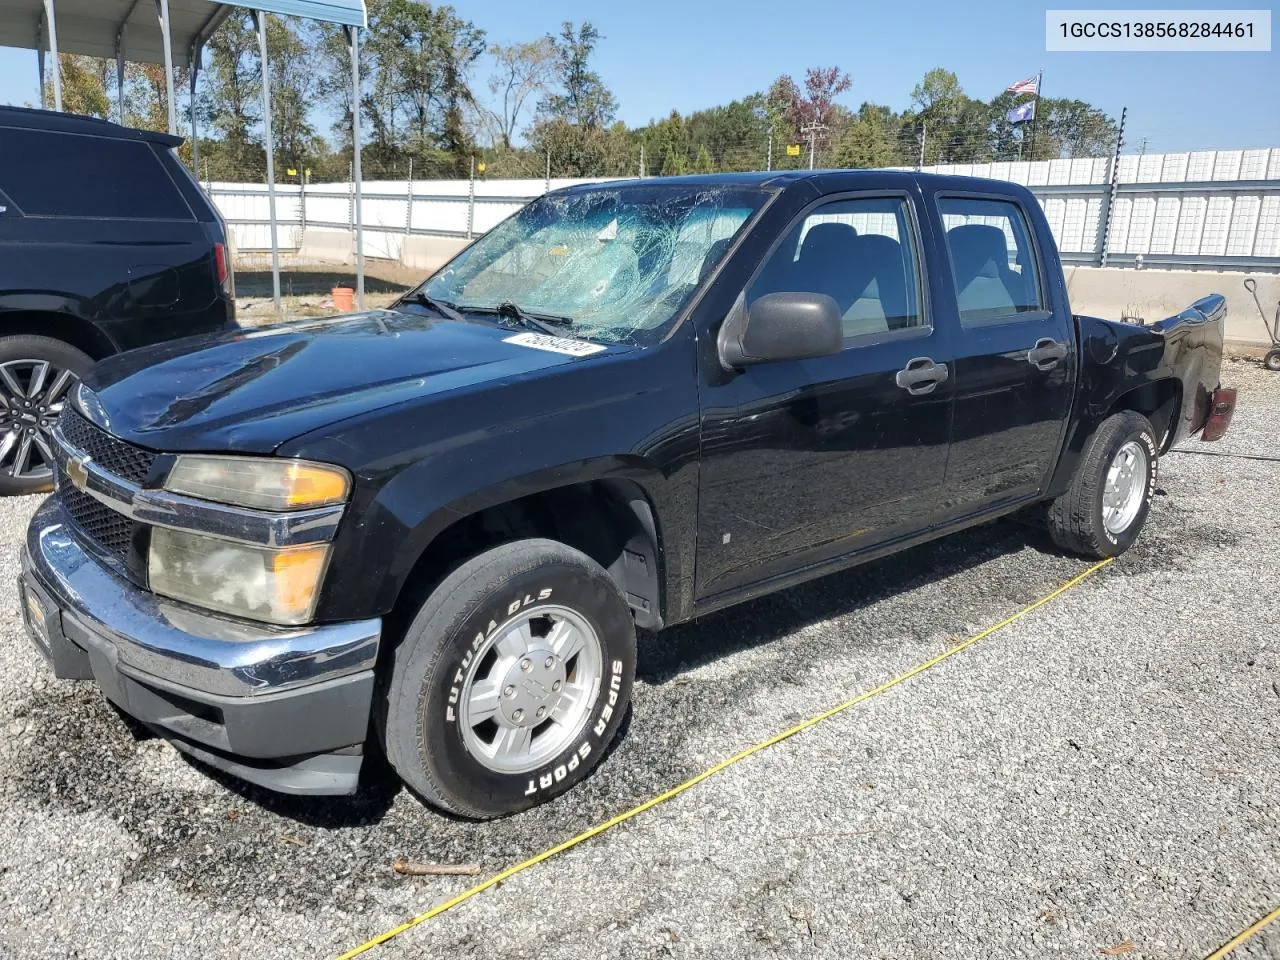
[1108,379,1180,451]
[0,310,116,361]
[389,480,664,637]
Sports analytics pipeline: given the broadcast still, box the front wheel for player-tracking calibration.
[1264,348,1280,373]
[1047,410,1158,559]
[379,538,636,819]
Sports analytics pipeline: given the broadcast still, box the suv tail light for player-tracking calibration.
[213,242,232,293]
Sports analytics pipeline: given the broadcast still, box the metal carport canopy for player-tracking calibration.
[0,0,370,313]
[0,1,229,69]
[0,1,365,66]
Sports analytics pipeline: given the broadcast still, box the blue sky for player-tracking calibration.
[1,0,1276,152]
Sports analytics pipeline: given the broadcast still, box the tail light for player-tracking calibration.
[213,242,229,289]
[1200,386,1236,442]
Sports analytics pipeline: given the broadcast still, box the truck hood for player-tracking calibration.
[82,309,619,453]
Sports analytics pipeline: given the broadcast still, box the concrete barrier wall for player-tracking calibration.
[401,235,470,273]
[1065,266,1279,346]
[297,228,353,265]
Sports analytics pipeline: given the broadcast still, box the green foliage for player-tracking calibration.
[537,22,616,130]
[44,55,110,118]
[37,12,1120,184]
[832,103,906,169]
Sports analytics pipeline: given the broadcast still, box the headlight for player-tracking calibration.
[164,455,350,511]
[148,527,329,626]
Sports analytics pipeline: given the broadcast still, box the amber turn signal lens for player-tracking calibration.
[165,455,351,511]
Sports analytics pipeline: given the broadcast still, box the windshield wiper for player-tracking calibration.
[401,291,465,323]
[466,301,574,337]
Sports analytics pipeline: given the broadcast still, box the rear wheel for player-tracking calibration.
[1047,410,1158,558]
[1264,348,1280,373]
[379,538,636,819]
[0,336,93,495]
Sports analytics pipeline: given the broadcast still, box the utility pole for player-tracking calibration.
[802,121,826,171]
[639,144,644,178]
[766,128,773,172]
[544,147,551,192]
[918,122,927,170]
[1138,136,1148,159]
[1100,106,1127,268]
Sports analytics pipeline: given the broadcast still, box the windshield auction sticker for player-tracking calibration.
[1046,10,1271,50]
[503,332,607,357]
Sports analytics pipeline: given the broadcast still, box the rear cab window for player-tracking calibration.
[0,127,193,221]
[747,194,927,345]
[937,196,1046,327]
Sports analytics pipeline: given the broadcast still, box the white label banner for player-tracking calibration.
[1046,10,1271,51]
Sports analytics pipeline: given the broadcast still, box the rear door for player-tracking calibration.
[928,192,1075,516]
[696,190,955,599]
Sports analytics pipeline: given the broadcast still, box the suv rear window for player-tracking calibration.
[0,127,192,220]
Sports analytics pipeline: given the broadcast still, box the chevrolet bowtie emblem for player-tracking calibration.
[66,455,90,492]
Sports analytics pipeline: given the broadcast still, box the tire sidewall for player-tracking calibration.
[0,335,95,496]
[410,554,635,816]
[1093,416,1158,553]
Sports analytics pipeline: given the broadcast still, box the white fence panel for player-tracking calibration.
[207,146,1280,269]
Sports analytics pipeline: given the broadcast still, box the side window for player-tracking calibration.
[938,197,1045,326]
[747,196,925,341]
[0,128,192,220]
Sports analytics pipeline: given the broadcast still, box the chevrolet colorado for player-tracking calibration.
[19,170,1234,818]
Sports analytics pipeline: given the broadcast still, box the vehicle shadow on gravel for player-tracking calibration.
[637,517,1042,686]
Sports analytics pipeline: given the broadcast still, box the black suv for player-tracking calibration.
[0,106,235,494]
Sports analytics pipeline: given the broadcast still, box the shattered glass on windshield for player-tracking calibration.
[417,184,769,344]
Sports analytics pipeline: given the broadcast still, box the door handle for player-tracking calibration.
[1027,337,1068,370]
[895,357,949,395]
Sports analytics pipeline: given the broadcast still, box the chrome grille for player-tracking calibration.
[58,475,135,559]
[55,409,154,571]
[58,409,156,485]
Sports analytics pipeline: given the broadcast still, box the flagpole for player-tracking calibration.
[1029,69,1043,159]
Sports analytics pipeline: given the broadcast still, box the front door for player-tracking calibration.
[696,192,954,600]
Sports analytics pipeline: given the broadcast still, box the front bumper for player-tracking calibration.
[20,498,382,795]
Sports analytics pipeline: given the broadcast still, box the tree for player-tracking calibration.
[905,68,964,164]
[202,11,264,179]
[266,16,323,174]
[693,144,714,173]
[538,22,616,130]
[483,38,556,149]
[1040,99,1118,159]
[43,55,110,118]
[832,103,904,168]
[767,67,852,167]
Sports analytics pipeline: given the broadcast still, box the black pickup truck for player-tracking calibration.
[19,171,1234,818]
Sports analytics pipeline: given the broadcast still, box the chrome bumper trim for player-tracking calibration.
[23,498,380,697]
[49,423,344,547]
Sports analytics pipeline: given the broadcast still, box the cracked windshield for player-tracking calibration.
[419,185,769,343]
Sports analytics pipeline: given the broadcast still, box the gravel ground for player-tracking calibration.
[0,361,1276,960]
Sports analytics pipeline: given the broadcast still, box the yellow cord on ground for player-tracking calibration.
[336,558,1114,959]
[1204,905,1280,959]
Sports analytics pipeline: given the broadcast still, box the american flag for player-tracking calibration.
[1007,75,1039,95]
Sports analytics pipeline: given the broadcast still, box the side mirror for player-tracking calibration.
[718,291,843,369]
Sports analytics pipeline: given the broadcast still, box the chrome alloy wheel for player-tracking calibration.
[457,604,604,775]
[1102,440,1148,535]
[0,360,76,482]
